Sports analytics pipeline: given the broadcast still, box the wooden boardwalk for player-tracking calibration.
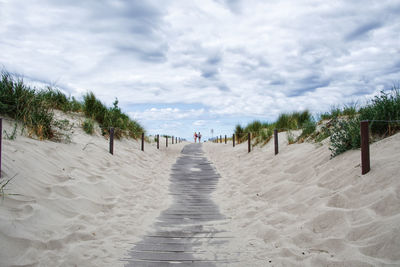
[123,144,238,266]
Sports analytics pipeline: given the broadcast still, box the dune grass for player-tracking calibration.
[0,71,144,140]
[329,87,400,157]
[234,87,400,157]
[319,102,359,121]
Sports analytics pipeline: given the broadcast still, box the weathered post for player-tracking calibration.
[166,136,168,147]
[361,121,370,175]
[176,137,177,144]
[157,134,159,149]
[172,136,174,144]
[109,127,114,155]
[248,132,251,153]
[225,135,227,144]
[220,135,222,143]
[274,129,278,155]
[141,132,144,151]
[233,134,235,147]
[0,118,2,178]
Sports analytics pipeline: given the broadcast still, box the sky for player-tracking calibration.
[1,0,399,140]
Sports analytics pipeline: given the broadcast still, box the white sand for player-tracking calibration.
[203,132,400,266]
[2,113,400,266]
[0,112,184,266]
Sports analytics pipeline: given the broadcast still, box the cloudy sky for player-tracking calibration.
[1,0,399,140]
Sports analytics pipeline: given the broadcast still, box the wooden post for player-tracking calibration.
[233,134,235,147]
[141,132,144,151]
[109,127,114,155]
[176,137,177,144]
[248,132,251,153]
[361,120,370,175]
[166,136,168,147]
[172,136,174,144]
[274,129,278,155]
[225,135,227,144]
[220,135,222,143]
[157,134,159,149]
[0,118,2,178]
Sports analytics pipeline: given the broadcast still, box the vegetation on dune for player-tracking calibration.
[234,87,400,158]
[0,71,145,140]
[83,118,94,135]
[0,72,54,139]
[276,110,312,131]
[329,87,400,157]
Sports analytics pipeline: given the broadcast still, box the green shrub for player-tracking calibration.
[83,118,94,134]
[329,117,361,157]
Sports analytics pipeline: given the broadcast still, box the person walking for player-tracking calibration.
[198,132,202,142]
[194,132,198,143]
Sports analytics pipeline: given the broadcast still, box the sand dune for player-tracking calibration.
[1,112,399,266]
[203,132,400,266]
[0,112,184,266]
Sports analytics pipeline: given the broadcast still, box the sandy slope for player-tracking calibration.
[203,132,400,266]
[0,112,184,267]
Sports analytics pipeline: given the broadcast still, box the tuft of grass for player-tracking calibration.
[276,110,312,131]
[0,71,54,139]
[0,175,20,199]
[319,103,359,121]
[4,122,18,140]
[83,94,144,139]
[83,118,94,135]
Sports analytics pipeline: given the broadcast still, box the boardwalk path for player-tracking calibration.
[124,143,238,266]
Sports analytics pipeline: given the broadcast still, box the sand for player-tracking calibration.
[0,112,184,267]
[203,131,400,266]
[1,112,400,266]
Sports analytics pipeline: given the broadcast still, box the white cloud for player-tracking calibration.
[1,0,399,136]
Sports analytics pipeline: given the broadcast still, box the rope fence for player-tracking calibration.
[213,119,400,175]
[0,118,185,176]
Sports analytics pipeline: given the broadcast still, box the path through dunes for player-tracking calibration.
[123,144,238,266]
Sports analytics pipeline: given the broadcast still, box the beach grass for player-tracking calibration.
[0,71,144,140]
[235,87,400,157]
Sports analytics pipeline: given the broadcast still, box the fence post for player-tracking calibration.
[141,133,144,151]
[166,136,168,147]
[225,135,227,144]
[361,120,370,175]
[274,129,278,155]
[248,132,251,153]
[157,134,159,149]
[0,118,2,178]
[109,127,114,155]
[233,134,235,147]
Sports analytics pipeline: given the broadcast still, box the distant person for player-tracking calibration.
[194,132,198,143]
[198,132,202,142]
